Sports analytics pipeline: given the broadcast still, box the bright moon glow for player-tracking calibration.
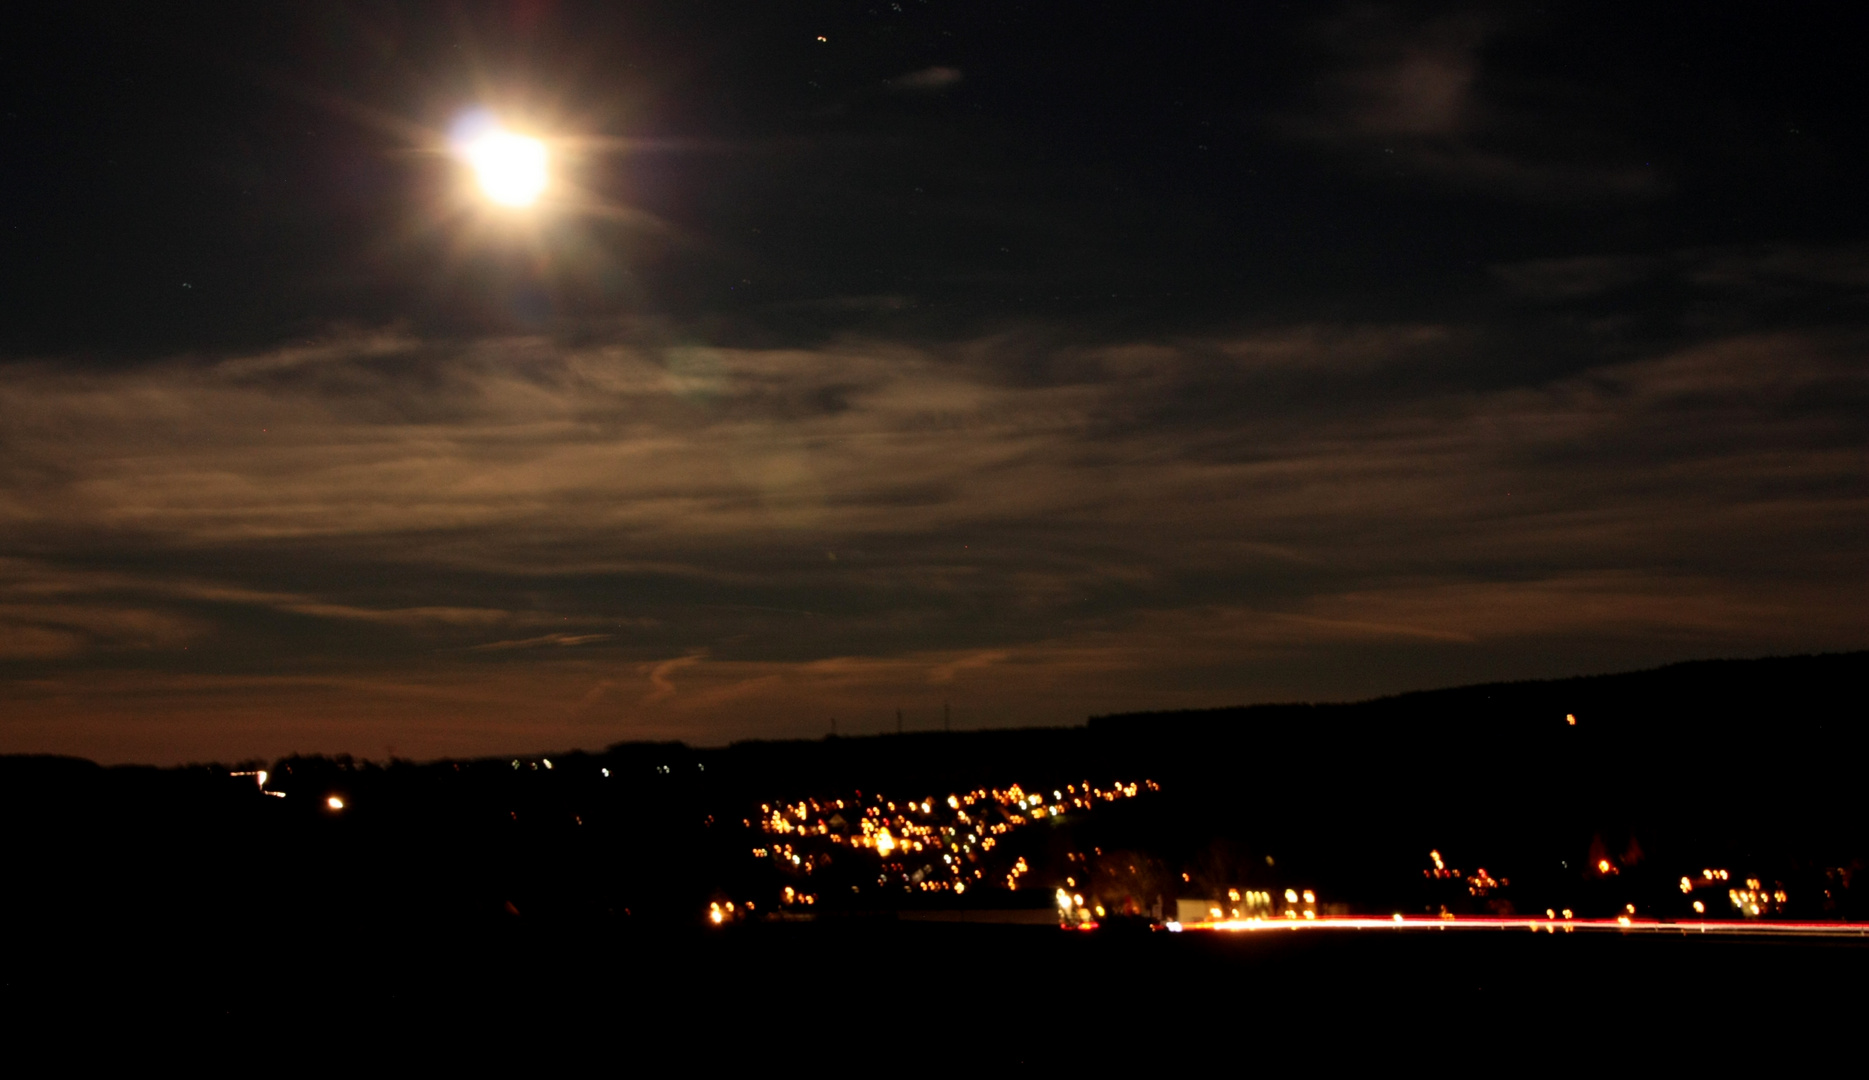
[458,122,548,207]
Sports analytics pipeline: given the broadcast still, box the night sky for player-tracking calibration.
[4,2,1866,763]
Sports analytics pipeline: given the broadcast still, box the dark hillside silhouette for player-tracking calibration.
[2,652,1864,962]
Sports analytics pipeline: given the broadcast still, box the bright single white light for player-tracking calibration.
[460,125,548,207]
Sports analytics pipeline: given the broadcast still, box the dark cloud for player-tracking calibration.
[1491,255,1665,302]
[885,66,963,93]
[1495,244,1869,303]
[1274,6,1665,200]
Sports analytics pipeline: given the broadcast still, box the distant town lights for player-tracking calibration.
[326,795,345,811]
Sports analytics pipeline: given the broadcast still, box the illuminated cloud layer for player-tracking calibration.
[4,291,1865,760]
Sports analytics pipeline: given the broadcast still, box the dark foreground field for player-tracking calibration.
[6,922,1864,1065]
[5,654,1865,1062]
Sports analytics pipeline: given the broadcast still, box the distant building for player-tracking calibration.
[1177,887,1280,923]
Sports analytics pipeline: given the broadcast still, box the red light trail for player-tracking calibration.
[1169,916,1869,939]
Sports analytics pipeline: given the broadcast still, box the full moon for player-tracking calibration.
[456,120,548,207]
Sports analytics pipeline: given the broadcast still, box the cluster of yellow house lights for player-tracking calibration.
[747,780,1157,899]
[1672,869,1787,917]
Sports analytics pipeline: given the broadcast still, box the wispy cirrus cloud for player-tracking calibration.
[643,652,707,705]
[468,632,615,652]
[1,316,1865,761]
